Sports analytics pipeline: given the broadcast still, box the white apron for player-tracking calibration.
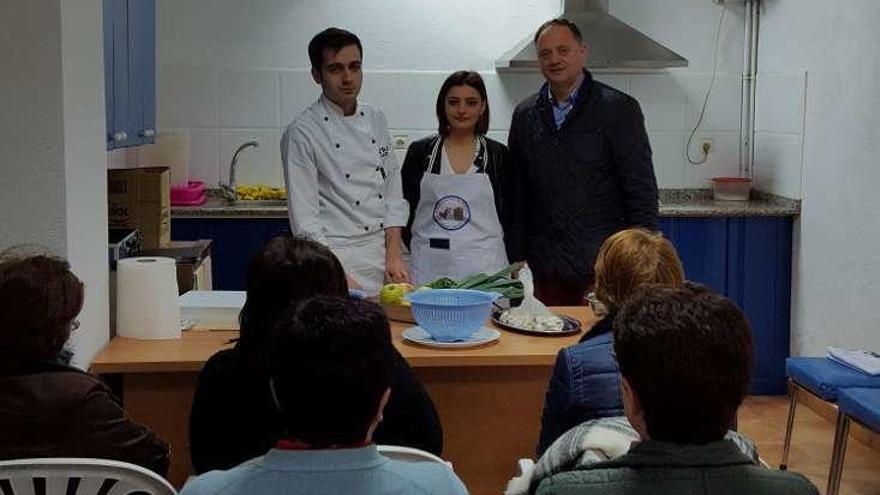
[329,233,385,296]
[410,138,508,285]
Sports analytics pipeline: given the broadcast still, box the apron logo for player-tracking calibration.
[433,195,471,231]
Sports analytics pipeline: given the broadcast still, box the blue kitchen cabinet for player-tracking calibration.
[103,0,156,150]
[726,217,793,395]
[171,218,290,291]
[658,218,727,294]
[660,217,793,394]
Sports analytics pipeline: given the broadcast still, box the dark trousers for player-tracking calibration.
[534,277,593,307]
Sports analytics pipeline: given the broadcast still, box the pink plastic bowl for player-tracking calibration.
[171,181,206,205]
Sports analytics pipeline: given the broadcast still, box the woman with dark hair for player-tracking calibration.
[401,71,512,285]
[0,252,169,475]
[189,236,443,474]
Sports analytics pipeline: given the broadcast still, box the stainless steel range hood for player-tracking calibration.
[496,0,688,71]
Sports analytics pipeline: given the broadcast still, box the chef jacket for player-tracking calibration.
[281,96,408,245]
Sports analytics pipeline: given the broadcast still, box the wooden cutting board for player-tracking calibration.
[368,297,416,323]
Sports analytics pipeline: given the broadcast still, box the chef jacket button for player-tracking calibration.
[364,226,369,231]
[355,200,360,206]
[360,111,365,116]
[380,223,384,228]
[335,143,340,148]
[378,194,383,199]
[345,173,350,179]
[324,116,329,122]
[371,139,376,144]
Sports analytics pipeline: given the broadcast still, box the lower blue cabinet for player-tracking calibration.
[171,218,290,291]
[172,215,793,394]
[660,217,793,395]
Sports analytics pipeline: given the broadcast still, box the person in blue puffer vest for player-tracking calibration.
[536,228,684,455]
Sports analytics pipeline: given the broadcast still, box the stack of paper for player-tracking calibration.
[827,347,880,376]
[179,290,246,330]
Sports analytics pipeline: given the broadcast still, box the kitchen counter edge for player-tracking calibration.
[171,189,801,218]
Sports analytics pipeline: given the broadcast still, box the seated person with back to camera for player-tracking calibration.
[537,228,685,454]
[189,236,443,474]
[0,252,169,475]
[180,297,468,495]
[533,284,819,495]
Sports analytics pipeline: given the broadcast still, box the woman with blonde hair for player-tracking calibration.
[536,228,684,454]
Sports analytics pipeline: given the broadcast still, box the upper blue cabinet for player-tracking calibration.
[103,0,156,150]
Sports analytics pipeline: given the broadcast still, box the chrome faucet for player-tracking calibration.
[220,140,259,201]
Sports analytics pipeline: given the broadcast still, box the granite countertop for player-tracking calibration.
[171,189,800,218]
[658,189,800,217]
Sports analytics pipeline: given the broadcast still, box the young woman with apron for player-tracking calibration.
[401,71,511,286]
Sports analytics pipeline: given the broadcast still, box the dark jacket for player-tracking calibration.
[506,71,659,283]
[189,345,443,474]
[401,134,513,255]
[537,315,622,455]
[536,439,819,495]
[0,359,169,476]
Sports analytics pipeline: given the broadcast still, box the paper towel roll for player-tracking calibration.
[117,257,181,339]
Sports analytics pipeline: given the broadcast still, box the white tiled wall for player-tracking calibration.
[218,69,281,129]
[219,129,284,186]
[188,129,221,186]
[158,66,746,189]
[754,71,807,199]
[157,64,219,128]
[152,0,751,189]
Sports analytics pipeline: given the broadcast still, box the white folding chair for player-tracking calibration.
[0,458,176,495]
[516,458,535,476]
[377,445,454,470]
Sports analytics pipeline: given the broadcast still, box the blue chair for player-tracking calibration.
[826,388,880,495]
[780,357,880,470]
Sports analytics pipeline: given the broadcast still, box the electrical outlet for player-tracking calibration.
[392,134,409,151]
[699,138,715,156]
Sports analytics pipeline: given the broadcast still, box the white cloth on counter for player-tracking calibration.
[179,290,246,330]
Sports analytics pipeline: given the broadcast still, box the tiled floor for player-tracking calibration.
[740,396,880,495]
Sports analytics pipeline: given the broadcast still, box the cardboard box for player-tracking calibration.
[108,167,171,248]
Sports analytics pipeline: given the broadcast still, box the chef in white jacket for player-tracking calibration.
[281,28,409,295]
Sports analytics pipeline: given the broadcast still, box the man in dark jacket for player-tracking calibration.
[536,284,818,495]
[506,18,658,305]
